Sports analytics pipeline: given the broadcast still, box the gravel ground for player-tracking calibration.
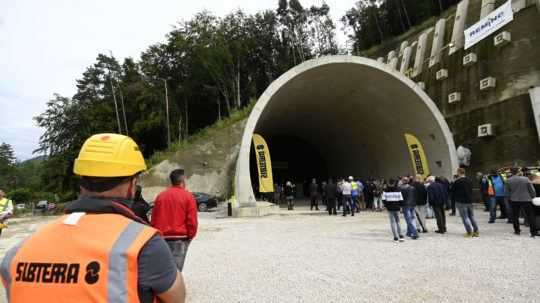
[186,207,540,303]
[1,208,539,303]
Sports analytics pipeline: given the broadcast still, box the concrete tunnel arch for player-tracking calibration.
[235,55,458,205]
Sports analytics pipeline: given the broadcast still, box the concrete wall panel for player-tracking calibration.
[450,0,470,55]
[413,32,429,77]
[400,46,412,74]
[389,57,399,70]
[429,19,446,67]
[481,0,496,18]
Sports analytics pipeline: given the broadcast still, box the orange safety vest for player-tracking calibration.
[487,179,495,196]
[0,213,156,303]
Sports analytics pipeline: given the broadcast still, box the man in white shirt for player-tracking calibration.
[342,178,354,216]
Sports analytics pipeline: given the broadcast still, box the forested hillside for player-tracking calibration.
[6,0,462,200]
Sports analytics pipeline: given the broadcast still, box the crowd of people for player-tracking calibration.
[271,166,540,242]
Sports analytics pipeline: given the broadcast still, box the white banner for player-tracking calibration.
[464,0,513,49]
[382,192,403,202]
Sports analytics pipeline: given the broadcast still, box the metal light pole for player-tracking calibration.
[118,87,129,136]
[107,50,122,134]
[109,73,122,134]
[163,79,171,148]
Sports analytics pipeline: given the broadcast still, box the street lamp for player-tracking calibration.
[162,79,171,149]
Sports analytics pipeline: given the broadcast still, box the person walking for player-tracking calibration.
[383,179,405,243]
[507,167,537,237]
[342,178,354,216]
[479,173,490,211]
[350,177,360,213]
[326,179,337,215]
[285,181,295,210]
[132,185,151,223]
[336,178,343,210]
[453,168,479,237]
[364,180,376,211]
[373,179,384,211]
[427,176,447,234]
[152,169,199,272]
[309,178,320,211]
[0,134,185,302]
[321,181,328,208]
[412,175,428,233]
[488,170,509,221]
[400,177,419,239]
[0,190,13,236]
[449,175,458,216]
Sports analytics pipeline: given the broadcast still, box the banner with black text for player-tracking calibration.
[252,134,274,193]
[405,133,430,179]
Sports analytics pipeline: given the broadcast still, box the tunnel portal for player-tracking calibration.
[237,56,458,204]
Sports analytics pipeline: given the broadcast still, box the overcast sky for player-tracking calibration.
[0,0,354,161]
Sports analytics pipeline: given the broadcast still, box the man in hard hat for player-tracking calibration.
[0,134,185,303]
[0,189,14,236]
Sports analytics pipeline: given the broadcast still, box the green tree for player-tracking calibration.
[307,3,338,56]
[0,142,17,189]
[8,188,32,203]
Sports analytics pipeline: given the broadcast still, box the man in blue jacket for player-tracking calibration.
[489,170,509,222]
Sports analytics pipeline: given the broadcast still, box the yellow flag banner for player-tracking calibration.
[252,134,274,193]
[404,133,430,178]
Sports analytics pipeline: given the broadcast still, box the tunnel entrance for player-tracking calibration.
[236,56,458,205]
[249,135,328,198]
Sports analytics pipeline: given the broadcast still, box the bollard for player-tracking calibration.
[227,202,232,217]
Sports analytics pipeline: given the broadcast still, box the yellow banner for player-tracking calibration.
[404,133,430,178]
[252,134,274,193]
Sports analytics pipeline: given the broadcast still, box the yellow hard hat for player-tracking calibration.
[74,133,147,177]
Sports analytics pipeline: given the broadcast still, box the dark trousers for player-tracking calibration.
[496,197,507,218]
[365,195,374,210]
[433,204,446,232]
[310,195,319,210]
[327,198,337,215]
[511,201,536,235]
[482,193,490,210]
[166,239,191,271]
[342,195,354,216]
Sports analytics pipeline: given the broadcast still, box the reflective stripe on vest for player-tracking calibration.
[3,214,156,303]
[109,221,146,303]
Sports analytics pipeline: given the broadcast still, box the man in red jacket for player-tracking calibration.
[152,169,198,271]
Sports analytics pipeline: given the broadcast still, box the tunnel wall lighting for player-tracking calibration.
[463,53,477,67]
[494,31,511,47]
[480,77,496,90]
[478,123,495,137]
[448,92,462,103]
[436,69,449,80]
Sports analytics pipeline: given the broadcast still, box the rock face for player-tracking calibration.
[140,121,246,202]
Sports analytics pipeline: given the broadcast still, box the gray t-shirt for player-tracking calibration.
[138,234,178,302]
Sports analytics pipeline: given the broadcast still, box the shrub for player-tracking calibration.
[7,188,32,203]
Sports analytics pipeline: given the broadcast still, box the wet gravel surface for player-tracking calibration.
[1,209,539,303]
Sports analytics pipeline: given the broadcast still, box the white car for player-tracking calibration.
[15,204,26,210]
